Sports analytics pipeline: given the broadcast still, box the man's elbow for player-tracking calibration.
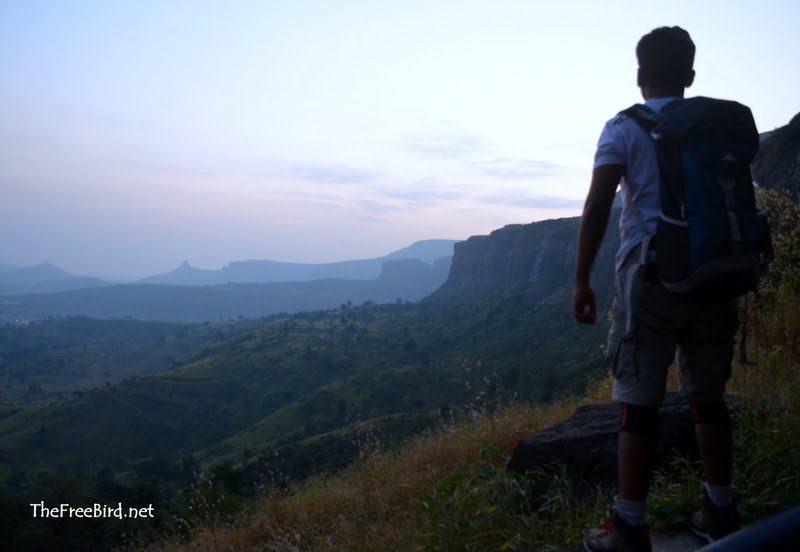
[582,191,615,220]
[584,165,623,215]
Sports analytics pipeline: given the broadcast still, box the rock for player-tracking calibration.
[507,392,738,484]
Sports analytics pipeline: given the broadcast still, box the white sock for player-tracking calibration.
[705,482,733,508]
[614,495,647,527]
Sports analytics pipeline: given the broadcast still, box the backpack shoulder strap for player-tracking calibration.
[620,103,659,133]
[615,104,657,267]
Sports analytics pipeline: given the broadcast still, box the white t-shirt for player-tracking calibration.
[593,97,681,272]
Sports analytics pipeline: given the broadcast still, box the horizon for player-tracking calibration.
[0,237,461,281]
[2,0,798,279]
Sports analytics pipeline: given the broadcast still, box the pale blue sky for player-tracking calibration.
[1,0,798,278]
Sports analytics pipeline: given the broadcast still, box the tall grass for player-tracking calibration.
[137,385,611,551]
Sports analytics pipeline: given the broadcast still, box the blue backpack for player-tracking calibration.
[623,96,773,299]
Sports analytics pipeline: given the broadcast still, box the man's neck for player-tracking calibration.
[642,87,685,100]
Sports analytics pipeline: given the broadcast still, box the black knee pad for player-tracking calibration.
[620,403,659,436]
[689,400,731,424]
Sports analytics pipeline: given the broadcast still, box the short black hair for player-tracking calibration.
[636,26,695,89]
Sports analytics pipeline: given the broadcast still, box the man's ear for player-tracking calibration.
[637,68,645,88]
[685,69,695,88]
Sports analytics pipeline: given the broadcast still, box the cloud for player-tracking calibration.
[474,158,561,179]
[372,179,464,204]
[403,132,491,159]
[355,181,463,216]
[352,215,389,224]
[281,189,343,202]
[356,199,405,214]
[109,158,216,178]
[477,192,583,209]
[290,163,381,184]
[302,200,350,211]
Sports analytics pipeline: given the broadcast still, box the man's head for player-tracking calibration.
[636,26,695,99]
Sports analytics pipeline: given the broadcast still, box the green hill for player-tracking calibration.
[0,317,222,405]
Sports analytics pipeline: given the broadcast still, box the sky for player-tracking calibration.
[1,0,798,279]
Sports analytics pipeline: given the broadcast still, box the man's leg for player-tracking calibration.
[583,402,658,551]
[607,255,674,505]
[583,254,671,551]
[687,399,740,541]
[691,399,735,511]
[618,403,660,501]
[679,298,737,493]
[619,431,659,501]
[613,402,660,531]
[680,297,740,541]
[693,402,733,487]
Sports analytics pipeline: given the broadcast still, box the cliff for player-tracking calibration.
[431,211,620,305]
[752,111,800,201]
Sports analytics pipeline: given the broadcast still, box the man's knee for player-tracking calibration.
[689,399,731,424]
[620,402,659,436]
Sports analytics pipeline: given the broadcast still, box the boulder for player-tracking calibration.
[507,392,738,484]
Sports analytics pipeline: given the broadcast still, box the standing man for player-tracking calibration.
[573,27,743,552]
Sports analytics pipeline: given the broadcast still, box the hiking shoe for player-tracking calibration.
[583,511,652,552]
[689,488,741,543]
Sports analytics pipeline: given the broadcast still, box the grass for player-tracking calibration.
[135,379,608,551]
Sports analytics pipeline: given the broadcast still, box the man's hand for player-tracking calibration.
[572,283,597,324]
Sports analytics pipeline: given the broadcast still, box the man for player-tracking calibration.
[573,27,742,552]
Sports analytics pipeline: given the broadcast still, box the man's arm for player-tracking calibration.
[572,164,624,323]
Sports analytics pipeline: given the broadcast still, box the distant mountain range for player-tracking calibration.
[137,239,458,286]
[0,239,458,295]
[0,257,453,323]
[0,262,111,294]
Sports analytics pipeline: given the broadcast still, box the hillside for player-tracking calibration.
[0,317,225,405]
[143,193,800,552]
[155,292,800,552]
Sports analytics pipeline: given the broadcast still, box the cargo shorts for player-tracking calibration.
[607,245,739,407]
